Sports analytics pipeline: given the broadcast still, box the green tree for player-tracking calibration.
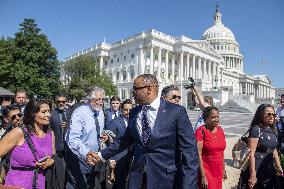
[0,18,61,98]
[64,55,116,101]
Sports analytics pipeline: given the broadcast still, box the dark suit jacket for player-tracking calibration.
[104,108,122,127]
[105,116,128,161]
[50,108,68,152]
[100,100,198,189]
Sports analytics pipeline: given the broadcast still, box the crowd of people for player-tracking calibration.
[0,74,283,189]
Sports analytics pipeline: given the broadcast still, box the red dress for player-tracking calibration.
[195,125,226,189]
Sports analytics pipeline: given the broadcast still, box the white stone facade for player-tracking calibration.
[63,6,275,106]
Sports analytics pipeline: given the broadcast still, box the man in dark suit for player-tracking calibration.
[106,99,133,189]
[88,74,198,189]
[104,96,122,127]
[50,94,69,158]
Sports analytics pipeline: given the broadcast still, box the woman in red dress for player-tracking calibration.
[195,106,227,189]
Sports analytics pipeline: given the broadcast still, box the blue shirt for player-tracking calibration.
[65,104,105,159]
[194,112,204,132]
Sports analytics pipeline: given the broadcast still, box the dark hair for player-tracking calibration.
[250,104,275,130]
[161,85,179,97]
[23,99,52,134]
[203,106,219,121]
[110,95,121,103]
[2,105,20,117]
[15,89,27,96]
[137,74,158,87]
[281,94,284,98]
[55,93,67,100]
[121,99,133,109]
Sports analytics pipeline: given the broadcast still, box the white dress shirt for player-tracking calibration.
[136,96,160,137]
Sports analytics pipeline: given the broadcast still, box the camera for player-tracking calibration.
[184,77,195,89]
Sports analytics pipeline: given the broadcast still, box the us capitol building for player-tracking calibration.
[63,6,275,108]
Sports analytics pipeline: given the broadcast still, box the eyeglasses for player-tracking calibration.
[57,101,66,103]
[132,85,157,92]
[265,113,276,117]
[11,113,23,120]
[171,95,181,100]
[95,98,105,102]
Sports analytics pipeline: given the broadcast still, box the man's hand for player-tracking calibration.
[110,160,116,169]
[86,151,101,165]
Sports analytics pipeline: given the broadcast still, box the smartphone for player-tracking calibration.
[38,156,48,163]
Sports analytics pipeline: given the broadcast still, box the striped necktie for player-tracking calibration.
[142,105,151,145]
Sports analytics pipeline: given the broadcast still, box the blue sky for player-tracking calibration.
[1,0,284,87]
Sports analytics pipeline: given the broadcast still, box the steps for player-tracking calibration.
[218,100,255,113]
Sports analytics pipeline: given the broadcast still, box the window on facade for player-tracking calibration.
[111,59,113,63]
[116,72,120,81]
[123,71,127,80]
[104,61,107,66]
[169,59,172,63]
[131,54,134,58]
[124,55,127,60]
[147,53,150,58]
[130,69,135,79]
[154,54,158,60]
[117,58,120,62]
[122,90,126,100]
[162,57,165,62]
[145,69,149,74]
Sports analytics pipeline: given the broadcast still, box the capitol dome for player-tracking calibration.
[202,5,243,72]
[202,6,235,41]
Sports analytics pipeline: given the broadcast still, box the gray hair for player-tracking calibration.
[86,86,105,100]
[161,85,179,97]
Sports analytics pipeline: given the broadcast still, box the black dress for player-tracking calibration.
[238,125,280,189]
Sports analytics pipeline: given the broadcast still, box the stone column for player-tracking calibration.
[171,52,175,82]
[192,55,196,79]
[165,49,169,82]
[135,53,139,78]
[180,51,184,80]
[112,72,116,84]
[208,60,212,83]
[157,47,162,81]
[186,53,190,79]
[202,58,206,79]
[126,69,130,82]
[99,56,104,71]
[198,56,202,79]
[150,46,154,74]
[139,47,144,75]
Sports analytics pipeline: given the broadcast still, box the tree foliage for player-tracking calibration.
[0,18,61,98]
[64,55,116,101]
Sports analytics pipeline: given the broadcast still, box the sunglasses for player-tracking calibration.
[57,101,66,103]
[265,113,276,117]
[132,85,157,93]
[11,113,23,120]
[171,95,181,100]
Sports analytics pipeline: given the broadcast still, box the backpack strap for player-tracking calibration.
[19,125,39,189]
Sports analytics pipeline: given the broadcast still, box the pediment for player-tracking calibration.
[186,40,221,58]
